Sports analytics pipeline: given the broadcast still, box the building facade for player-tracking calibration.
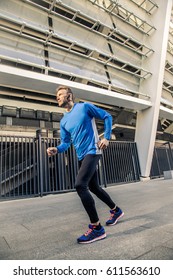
[0,0,173,180]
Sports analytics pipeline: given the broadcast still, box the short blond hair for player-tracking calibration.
[56,85,74,101]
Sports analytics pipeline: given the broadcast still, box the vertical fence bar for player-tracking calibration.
[134,143,141,179]
[4,138,7,198]
[50,138,54,192]
[0,136,2,198]
[28,138,31,194]
[12,136,15,197]
[168,142,173,169]
[38,134,44,197]
[114,142,119,183]
[165,147,171,170]
[8,136,11,197]
[33,138,36,195]
[46,138,49,193]
[111,142,116,183]
[132,143,140,181]
[44,138,49,193]
[17,137,20,196]
[117,142,122,183]
[53,139,59,191]
[151,148,160,178]
[25,138,27,196]
[127,143,131,180]
[101,151,107,187]
[21,137,24,196]
[36,137,40,195]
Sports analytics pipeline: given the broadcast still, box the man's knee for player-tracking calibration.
[89,183,100,194]
[75,182,88,195]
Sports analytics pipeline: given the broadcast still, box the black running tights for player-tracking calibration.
[75,154,115,223]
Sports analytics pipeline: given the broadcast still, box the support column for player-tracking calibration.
[135,0,172,179]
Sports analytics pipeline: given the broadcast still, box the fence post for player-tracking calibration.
[168,142,173,168]
[130,143,137,181]
[38,132,44,197]
[101,152,107,187]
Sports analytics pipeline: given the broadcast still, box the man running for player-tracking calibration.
[47,85,124,244]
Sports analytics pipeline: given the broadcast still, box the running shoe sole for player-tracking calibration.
[77,233,107,244]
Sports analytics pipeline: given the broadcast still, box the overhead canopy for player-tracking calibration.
[0,65,152,111]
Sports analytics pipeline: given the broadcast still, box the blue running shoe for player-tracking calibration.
[106,207,124,226]
[77,224,106,244]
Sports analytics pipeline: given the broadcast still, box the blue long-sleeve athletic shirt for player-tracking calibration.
[57,102,112,160]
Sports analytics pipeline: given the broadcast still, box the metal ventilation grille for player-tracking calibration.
[163,80,173,96]
[0,13,152,78]
[129,0,158,14]
[167,39,173,56]
[165,61,173,75]
[0,0,154,101]
[88,0,156,35]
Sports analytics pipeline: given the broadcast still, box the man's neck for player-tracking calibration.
[66,102,74,112]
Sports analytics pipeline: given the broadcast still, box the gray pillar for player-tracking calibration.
[135,0,172,179]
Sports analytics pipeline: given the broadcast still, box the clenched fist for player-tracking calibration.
[47,147,57,156]
[97,138,109,150]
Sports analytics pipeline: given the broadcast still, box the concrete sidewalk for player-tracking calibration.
[0,178,173,260]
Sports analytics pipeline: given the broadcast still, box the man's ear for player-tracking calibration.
[67,93,72,101]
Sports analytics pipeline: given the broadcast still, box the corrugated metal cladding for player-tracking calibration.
[1,0,170,139]
[0,0,157,91]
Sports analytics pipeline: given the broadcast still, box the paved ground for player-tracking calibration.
[0,178,173,260]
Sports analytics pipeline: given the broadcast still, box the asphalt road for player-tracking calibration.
[0,178,173,260]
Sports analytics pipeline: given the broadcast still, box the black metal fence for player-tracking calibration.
[0,136,39,198]
[102,141,141,184]
[0,135,141,199]
[39,136,79,195]
[150,142,173,178]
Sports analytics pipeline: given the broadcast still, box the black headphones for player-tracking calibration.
[67,94,71,100]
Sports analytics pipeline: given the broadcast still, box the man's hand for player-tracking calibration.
[47,147,57,156]
[97,138,109,150]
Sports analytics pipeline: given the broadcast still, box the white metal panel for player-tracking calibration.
[108,68,140,92]
[87,0,150,39]
[60,0,113,26]
[52,0,146,45]
[161,95,173,106]
[52,15,142,67]
[52,16,111,53]
[164,68,173,85]
[160,105,173,121]
[0,31,45,65]
[166,51,173,66]
[48,46,108,84]
[109,43,142,67]
[119,0,150,18]
[0,0,49,30]
[129,0,158,14]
